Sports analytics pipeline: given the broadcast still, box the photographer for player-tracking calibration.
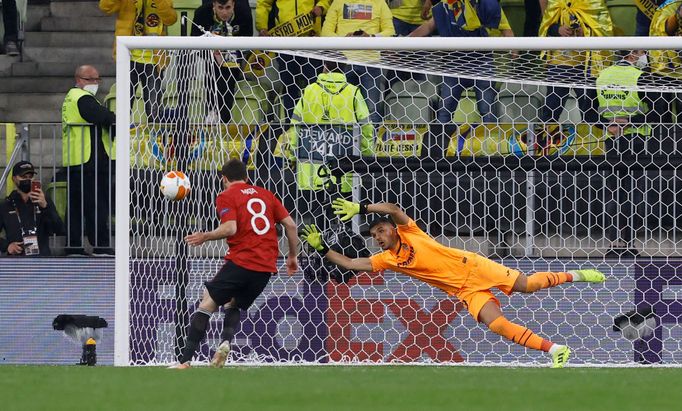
[0,161,64,256]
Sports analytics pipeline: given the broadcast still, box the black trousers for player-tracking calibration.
[523,0,542,37]
[2,0,18,43]
[130,61,163,118]
[206,65,239,123]
[605,135,647,245]
[66,165,115,250]
[542,65,599,123]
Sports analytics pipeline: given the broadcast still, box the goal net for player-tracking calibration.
[115,36,682,366]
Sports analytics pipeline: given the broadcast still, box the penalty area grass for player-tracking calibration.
[1,365,680,411]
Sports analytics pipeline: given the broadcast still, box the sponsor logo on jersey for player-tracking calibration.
[146,14,160,28]
[241,188,258,195]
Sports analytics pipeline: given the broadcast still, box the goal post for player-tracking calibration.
[115,35,682,366]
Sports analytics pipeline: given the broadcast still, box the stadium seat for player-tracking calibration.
[607,0,638,36]
[452,89,482,124]
[231,80,267,124]
[500,0,526,36]
[166,0,202,37]
[498,83,543,123]
[559,94,583,124]
[385,79,434,123]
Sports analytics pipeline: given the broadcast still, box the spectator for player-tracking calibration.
[99,0,177,118]
[490,8,515,38]
[649,0,682,122]
[256,0,329,123]
[538,0,613,124]
[321,0,395,124]
[634,0,665,36]
[391,0,429,35]
[1,0,19,55]
[596,50,656,257]
[526,0,544,37]
[0,161,64,256]
[409,0,501,124]
[280,61,374,228]
[192,0,253,124]
[61,65,116,256]
[388,0,429,82]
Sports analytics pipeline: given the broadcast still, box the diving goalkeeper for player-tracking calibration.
[301,200,607,368]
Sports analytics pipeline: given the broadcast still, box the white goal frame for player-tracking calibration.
[115,36,682,366]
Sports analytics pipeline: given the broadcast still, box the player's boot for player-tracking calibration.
[210,341,231,368]
[551,346,571,368]
[569,269,606,283]
[168,362,191,369]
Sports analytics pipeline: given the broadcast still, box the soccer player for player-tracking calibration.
[171,159,300,369]
[301,199,607,368]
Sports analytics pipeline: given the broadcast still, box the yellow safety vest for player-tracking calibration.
[61,87,116,166]
[596,64,651,136]
[289,72,373,192]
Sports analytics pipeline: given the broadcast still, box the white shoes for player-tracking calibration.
[210,341,231,368]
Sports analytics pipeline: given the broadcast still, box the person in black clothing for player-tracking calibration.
[1,0,19,55]
[0,161,64,256]
[191,0,253,123]
[62,65,116,256]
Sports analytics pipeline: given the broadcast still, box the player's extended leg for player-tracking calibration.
[478,300,571,368]
[172,289,218,369]
[210,298,241,368]
[513,269,605,293]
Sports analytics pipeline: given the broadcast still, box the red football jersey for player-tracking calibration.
[215,182,290,273]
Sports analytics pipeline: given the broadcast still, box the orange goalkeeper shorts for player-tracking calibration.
[455,255,521,322]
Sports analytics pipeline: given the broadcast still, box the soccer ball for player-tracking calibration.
[160,171,191,201]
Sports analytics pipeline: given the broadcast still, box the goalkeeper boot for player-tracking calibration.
[551,346,571,369]
[210,341,231,368]
[569,269,606,283]
[168,362,191,370]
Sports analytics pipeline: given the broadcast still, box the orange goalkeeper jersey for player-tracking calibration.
[369,219,475,294]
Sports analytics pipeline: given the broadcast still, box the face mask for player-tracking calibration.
[17,179,32,193]
[634,54,648,69]
[83,84,99,95]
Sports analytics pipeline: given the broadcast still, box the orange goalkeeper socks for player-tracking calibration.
[525,271,573,292]
[488,316,553,352]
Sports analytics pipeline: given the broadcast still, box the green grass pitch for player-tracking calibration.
[1,365,680,411]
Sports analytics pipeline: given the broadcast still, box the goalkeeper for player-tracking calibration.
[302,200,607,368]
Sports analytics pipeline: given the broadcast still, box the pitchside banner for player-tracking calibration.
[3,258,682,364]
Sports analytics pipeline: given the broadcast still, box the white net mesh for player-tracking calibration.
[119,37,682,366]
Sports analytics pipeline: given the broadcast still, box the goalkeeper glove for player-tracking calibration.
[301,224,329,254]
[332,198,369,222]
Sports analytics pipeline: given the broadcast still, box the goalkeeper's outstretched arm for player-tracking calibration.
[325,250,374,272]
[365,203,410,226]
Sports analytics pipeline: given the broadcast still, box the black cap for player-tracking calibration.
[12,161,36,177]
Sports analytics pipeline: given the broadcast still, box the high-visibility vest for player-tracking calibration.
[596,63,651,136]
[290,72,371,192]
[61,87,116,166]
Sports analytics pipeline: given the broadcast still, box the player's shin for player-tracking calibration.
[178,309,211,364]
[525,272,573,292]
[488,316,553,352]
[220,306,241,344]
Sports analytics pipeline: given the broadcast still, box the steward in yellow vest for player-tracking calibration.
[283,62,374,193]
[62,68,116,167]
[61,65,117,256]
[596,50,652,138]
